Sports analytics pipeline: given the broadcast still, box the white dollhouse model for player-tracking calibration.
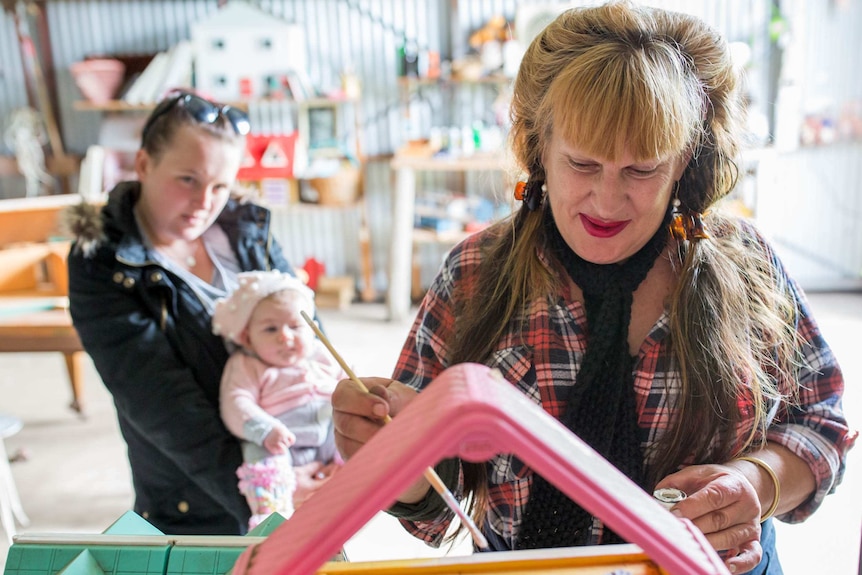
[191,2,307,102]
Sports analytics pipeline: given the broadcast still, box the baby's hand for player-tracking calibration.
[264,427,296,455]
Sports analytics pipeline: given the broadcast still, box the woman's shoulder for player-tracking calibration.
[444,223,504,268]
[215,190,272,235]
[223,188,270,215]
[714,213,783,265]
[709,210,767,242]
[64,181,139,260]
[420,223,513,309]
[710,212,802,305]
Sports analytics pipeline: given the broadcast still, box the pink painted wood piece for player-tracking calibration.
[232,362,729,575]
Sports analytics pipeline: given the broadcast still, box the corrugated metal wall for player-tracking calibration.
[0,9,28,117]
[1,0,860,292]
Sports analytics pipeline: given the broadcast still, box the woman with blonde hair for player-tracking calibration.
[332,3,854,574]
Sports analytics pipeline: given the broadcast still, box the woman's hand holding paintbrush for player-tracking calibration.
[300,311,489,550]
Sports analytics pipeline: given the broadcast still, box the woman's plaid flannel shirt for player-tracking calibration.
[390,226,855,550]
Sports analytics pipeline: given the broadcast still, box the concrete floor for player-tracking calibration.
[1,297,860,573]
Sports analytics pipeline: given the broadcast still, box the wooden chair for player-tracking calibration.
[0,194,88,416]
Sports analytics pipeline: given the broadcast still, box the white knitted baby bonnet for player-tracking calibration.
[212,270,315,344]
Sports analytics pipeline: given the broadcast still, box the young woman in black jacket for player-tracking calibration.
[66,92,334,535]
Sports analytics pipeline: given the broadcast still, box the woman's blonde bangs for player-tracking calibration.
[540,44,700,162]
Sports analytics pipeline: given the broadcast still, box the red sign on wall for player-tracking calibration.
[237,133,298,181]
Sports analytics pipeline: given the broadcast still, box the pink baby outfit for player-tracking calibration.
[220,349,346,528]
[220,348,345,451]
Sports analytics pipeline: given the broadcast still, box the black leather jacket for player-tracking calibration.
[67,182,293,534]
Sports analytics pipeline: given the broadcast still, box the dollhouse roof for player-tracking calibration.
[2,511,290,575]
[192,2,293,31]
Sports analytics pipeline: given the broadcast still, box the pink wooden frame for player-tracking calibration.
[232,363,729,575]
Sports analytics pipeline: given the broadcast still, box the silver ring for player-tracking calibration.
[653,487,687,509]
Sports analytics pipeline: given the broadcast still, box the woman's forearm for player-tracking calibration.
[728,442,815,519]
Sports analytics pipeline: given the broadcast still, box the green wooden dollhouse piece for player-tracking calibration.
[55,550,104,575]
[244,513,286,537]
[3,511,171,575]
[163,515,285,575]
[1,511,345,575]
[102,511,165,536]
[2,511,289,575]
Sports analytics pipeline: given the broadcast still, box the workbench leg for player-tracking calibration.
[63,351,86,417]
[358,225,377,303]
[387,166,416,322]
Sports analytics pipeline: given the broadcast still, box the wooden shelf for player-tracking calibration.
[73,95,359,113]
[397,75,512,87]
[73,100,155,112]
[412,227,473,245]
[391,147,507,172]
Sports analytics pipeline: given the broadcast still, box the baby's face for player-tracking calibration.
[245,292,315,368]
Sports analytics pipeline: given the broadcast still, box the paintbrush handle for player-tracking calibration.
[300,311,489,549]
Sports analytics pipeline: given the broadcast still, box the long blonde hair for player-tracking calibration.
[448,1,801,532]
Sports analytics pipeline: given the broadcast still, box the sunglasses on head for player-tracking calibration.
[141,92,251,145]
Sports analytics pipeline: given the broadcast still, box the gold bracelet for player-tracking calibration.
[735,455,781,522]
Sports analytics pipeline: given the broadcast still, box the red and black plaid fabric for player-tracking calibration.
[392,227,855,550]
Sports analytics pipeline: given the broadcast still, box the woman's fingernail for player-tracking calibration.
[372,404,386,417]
[670,509,683,518]
[728,564,737,573]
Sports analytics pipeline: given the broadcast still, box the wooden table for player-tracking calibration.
[388,150,507,321]
[0,195,93,416]
[0,302,87,415]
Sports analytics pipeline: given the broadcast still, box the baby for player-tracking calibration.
[213,270,346,528]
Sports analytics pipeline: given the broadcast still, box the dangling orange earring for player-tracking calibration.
[688,212,709,240]
[669,198,687,240]
[668,197,710,241]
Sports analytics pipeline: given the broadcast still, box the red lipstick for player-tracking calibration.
[580,214,629,238]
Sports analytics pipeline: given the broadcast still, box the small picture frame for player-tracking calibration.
[298,101,343,158]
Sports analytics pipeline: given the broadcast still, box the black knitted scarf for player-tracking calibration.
[515,206,668,550]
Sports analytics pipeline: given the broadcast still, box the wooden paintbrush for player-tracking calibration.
[301,310,489,550]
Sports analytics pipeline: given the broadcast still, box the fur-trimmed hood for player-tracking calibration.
[63,181,148,259]
[62,198,106,259]
[61,181,154,265]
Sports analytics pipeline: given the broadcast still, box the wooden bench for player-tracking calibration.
[0,301,86,415]
[0,195,89,416]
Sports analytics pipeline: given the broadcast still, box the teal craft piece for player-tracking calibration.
[52,549,104,575]
[166,510,289,575]
[4,541,170,575]
[244,513,286,537]
[102,511,165,536]
[3,511,173,575]
[165,544,249,575]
